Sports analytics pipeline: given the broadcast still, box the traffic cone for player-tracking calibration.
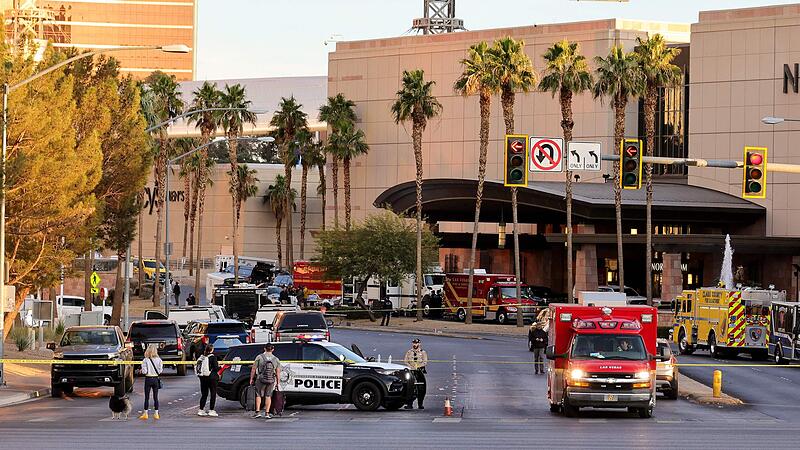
[443,397,453,416]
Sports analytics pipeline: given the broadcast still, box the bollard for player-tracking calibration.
[712,370,722,398]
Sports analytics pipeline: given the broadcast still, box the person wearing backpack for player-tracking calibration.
[196,345,220,417]
[249,343,281,419]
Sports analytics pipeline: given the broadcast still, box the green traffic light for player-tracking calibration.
[623,173,638,186]
[746,180,762,193]
[509,168,524,182]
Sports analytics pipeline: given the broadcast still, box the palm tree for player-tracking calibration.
[264,174,297,269]
[176,138,198,263]
[635,34,682,306]
[144,72,185,306]
[330,122,369,230]
[193,155,215,299]
[593,45,644,293]
[490,37,537,327]
[300,137,325,259]
[218,83,258,281]
[187,81,221,280]
[319,94,357,228]
[316,150,328,231]
[391,69,442,322]
[229,164,260,219]
[454,41,500,324]
[538,40,593,303]
[271,97,308,269]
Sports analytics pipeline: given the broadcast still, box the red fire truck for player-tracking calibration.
[443,273,537,324]
[546,304,659,418]
[292,261,342,304]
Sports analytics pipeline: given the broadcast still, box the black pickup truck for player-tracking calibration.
[48,325,134,397]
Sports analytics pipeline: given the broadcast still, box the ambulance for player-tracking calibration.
[443,272,538,324]
[546,304,659,418]
[672,287,784,359]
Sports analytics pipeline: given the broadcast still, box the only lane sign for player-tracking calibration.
[567,142,602,172]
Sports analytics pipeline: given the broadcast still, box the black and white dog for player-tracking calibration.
[109,394,132,420]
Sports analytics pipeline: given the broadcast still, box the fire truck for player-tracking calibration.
[443,273,537,324]
[293,261,343,305]
[672,287,784,359]
[546,304,659,418]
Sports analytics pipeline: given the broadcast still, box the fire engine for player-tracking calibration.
[672,287,784,359]
[546,304,659,418]
[443,273,537,324]
[293,261,343,305]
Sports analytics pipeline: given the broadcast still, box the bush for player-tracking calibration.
[54,320,65,338]
[10,327,32,351]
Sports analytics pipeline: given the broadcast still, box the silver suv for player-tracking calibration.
[655,338,679,400]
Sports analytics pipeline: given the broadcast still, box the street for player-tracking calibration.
[1,328,798,449]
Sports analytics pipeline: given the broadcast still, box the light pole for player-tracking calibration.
[162,136,274,315]
[0,43,190,387]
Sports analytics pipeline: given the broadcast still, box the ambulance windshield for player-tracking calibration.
[570,334,647,360]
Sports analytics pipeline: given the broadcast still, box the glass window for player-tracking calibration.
[277,314,327,331]
[570,334,647,361]
[657,342,672,357]
[207,323,247,335]
[424,274,444,286]
[302,345,338,362]
[129,324,176,340]
[61,329,119,346]
[624,287,640,297]
[324,344,367,364]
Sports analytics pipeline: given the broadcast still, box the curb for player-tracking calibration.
[0,387,50,408]
[678,373,743,407]
[338,324,486,340]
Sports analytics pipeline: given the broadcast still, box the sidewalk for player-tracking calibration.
[0,345,52,407]
[679,372,743,407]
[336,316,530,339]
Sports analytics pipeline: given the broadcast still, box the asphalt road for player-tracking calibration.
[0,329,797,449]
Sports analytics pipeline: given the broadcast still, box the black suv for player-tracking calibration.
[218,340,416,412]
[271,311,331,342]
[48,326,134,397]
[127,320,186,376]
[183,319,250,360]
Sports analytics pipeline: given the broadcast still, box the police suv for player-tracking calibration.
[217,340,416,411]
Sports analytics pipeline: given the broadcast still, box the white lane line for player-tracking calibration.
[27,418,56,422]
[350,418,380,422]
[433,417,461,423]
[780,377,792,382]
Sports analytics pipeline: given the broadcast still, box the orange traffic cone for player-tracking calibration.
[444,397,453,416]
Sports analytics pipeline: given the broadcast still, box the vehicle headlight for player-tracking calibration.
[507,307,518,312]
[376,369,397,376]
[635,371,650,380]
[569,369,585,379]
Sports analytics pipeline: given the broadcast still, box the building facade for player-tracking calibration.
[2,0,196,80]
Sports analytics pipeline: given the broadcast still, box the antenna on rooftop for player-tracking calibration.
[412,0,466,35]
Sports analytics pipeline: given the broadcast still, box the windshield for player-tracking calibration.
[60,330,119,346]
[424,274,444,286]
[570,334,647,360]
[143,261,164,270]
[324,344,367,364]
[278,314,326,331]
[624,287,640,296]
[498,286,533,299]
[129,324,176,340]
[274,275,293,286]
[207,323,247,335]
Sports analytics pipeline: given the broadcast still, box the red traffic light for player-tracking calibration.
[748,153,763,166]
[625,146,638,157]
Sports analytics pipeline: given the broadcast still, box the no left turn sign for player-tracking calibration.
[530,137,564,172]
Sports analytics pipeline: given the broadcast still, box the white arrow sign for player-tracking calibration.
[567,142,602,172]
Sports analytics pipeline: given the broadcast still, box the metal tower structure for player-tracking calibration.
[4,0,69,59]
[412,0,465,35]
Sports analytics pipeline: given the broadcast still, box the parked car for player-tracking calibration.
[182,319,250,360]
[270,311,331,342]
[598,285,653,306]
[48,325,134,397]
[144,305,227,330]
[656,338,679,400]
[127,320,186,376]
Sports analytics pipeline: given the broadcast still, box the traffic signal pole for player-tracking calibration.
[604,154,800,173]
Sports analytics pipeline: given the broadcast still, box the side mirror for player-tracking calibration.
[326,319,334,327]
[46,342,56,351]
[259,320,268,328]
[545,345,556,360]
[367,356,376,362]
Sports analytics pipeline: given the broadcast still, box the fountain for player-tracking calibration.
[720,234,734,290]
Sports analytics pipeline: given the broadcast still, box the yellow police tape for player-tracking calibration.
[0,358,796,368]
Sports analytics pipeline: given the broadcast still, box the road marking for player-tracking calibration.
[268,418,298,423]
[27,418,56,422]
[780,377,792,382]
[433,417,461,423]
[656,420,682,424]
[349,418,380,422]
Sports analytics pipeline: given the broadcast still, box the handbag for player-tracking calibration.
[148,358,164,389]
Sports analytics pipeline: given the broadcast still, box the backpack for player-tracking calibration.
[256,354,275,384]
[196,355,210,377]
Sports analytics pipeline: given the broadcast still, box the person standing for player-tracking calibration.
[249,343,281,420]
[186,293,196,306]
[279,287,289,303]
[139,344,163,420]
[296,285,306,309]
[403,338,428,409]
[196,345,220,417]
[172,281,181,306]
[531,325,548,375]
[381,297,393,326]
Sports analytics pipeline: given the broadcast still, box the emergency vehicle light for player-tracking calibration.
[641,314,653,323]
[560,313,572,322]
[598,321,618,329]
[620,321,641,330]
[574,320,596,329]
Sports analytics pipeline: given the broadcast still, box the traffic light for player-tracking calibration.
[504,134,529,187]
[743,146,767,199]
[620,139,642,190]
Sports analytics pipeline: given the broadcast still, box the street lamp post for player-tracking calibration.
[0,44,190,387]
[162,136,273,316]
[762,116,800,125]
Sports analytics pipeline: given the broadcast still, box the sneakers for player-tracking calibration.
[404,405,413,410]
[265,413,272,420]
[153,411,160,420]
[197,410,208,416]
[138,412,149,420]
[208,410,219,417]
[252,411,264,419]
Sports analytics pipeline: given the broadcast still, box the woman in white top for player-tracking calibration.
[139,344,163,420]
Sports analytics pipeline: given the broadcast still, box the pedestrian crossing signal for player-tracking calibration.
[742,147,767,199]
[504,135,528,187]
[620,139,642,190]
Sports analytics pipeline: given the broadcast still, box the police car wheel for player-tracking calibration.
[352,382,383,411]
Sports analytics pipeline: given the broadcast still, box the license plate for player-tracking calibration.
[604,394,618,402]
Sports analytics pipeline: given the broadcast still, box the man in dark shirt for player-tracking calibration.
[531,325,548,375]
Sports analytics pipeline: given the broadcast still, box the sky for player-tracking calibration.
[195,0,799,80]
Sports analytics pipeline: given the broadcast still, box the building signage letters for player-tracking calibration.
[143,187,186,215]
[783,63,799,94]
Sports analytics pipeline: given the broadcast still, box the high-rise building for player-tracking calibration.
[2,0,195,80]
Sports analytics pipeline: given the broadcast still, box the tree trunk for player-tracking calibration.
[318,163,327,231]
[343,155,352,231]
[276,216,283,270]
[182,164,191,259]
[137,192,144,297]
[50,287,58,322]
[354,279,375,322]
[285,153,295,270]
[195,167,208,304]
[332,157,339,228]
[228,134,240,282]
[613,98,626,292]
[412,114,425,322]
[3,286,30,340]
[300,163,308,260]
[188,162,198,278]
[466,90,491,325]
[110,250,125,326]
[559,88,575,302]
[153,142,167,307]
[644,84,657,306]
[501,87,524,328]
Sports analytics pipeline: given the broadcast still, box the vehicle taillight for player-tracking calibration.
[250,329,256,342]
[275,332,281,341]
[246,334,253,343]
[201,335,209,345]
[218,364,230,377]
[325,330,330,341]
[177,337,183,350]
